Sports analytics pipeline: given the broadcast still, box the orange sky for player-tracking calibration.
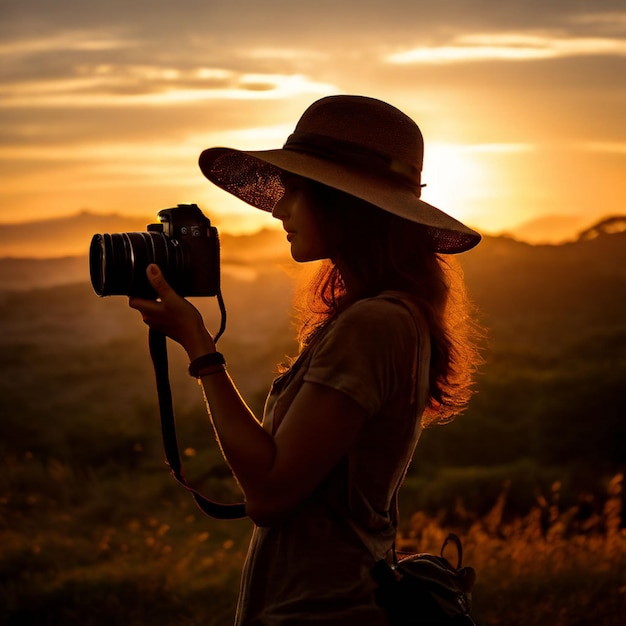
[1,0,625,248]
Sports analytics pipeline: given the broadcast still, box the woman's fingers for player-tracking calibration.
[146,264,173,300]
[128,265,214,355]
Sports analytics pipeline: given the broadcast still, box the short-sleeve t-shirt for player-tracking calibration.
[235,294,429,626]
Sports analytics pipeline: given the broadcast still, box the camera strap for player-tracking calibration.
[148,328,247,520]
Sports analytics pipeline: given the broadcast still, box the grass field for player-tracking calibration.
[2,449,624,626]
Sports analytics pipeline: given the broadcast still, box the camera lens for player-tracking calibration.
[89,231,179,298]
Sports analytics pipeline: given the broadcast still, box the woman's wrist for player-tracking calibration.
[184,328,217,361]
[188,352,226,378]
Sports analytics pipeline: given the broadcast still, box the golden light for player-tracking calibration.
[420,143,489,227]
[421,142,547,234]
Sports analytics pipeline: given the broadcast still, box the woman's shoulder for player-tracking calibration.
[321,292,424,351]
[340,292,423,327]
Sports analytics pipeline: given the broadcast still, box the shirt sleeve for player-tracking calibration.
[303,297,418,418]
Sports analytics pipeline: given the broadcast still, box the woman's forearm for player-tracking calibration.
[198,369,277,500]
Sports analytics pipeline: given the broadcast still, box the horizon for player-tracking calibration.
[1,1,625,248]
[1,208,624,260]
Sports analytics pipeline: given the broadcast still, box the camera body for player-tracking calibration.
[90,204,220,299]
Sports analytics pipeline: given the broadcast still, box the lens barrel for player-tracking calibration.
[90,231,181,298]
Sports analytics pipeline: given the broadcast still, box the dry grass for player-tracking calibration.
[399,474,626,625]
[1,451,624,625]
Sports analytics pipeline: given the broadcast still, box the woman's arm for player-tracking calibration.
[199,372,366,526]
[130,265,366,526]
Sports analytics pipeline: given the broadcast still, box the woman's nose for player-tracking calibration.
[272,195,288,220]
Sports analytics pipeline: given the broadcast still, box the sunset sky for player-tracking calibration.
[1,0,625,245]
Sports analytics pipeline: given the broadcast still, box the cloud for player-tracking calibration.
[0,18,338,111]
[242,48,328,62]
[0,60,336,108]
[0,32,335,108]
[386,32,626,64]
[570,11,626,30]
[0,31,136,56]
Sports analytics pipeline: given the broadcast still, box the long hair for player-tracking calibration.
[293,181,483,427]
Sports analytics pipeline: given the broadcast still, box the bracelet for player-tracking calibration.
[188,352,226,378]
[195,364,226,378]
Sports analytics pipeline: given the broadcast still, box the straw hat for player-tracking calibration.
[199,95,480,254]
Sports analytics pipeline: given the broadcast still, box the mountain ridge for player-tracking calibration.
[1,226,625,294]
[2,210,623,258]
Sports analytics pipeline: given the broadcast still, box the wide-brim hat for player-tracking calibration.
[199,95,481,254]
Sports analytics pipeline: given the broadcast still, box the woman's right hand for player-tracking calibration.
[129,264,216,359]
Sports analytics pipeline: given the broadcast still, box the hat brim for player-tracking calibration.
[199,146,481,254]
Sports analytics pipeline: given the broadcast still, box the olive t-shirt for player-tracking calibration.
[235,294,429,625]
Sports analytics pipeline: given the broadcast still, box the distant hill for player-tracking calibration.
[0,256,90,291]
[2,225,625,351]
[502,213,626,244]
[498,214,589,244]
[578,215,626,240]
[460,229,626,351]
[0,210,288,259]
[0,228,289,291]
[0,211,150,258]
[2,210,624,258]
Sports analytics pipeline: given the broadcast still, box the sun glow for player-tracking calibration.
[420,143,488,226]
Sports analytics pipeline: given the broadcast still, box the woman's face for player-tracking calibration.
[272,173,330,263]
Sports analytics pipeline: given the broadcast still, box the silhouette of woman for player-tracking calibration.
[130,95,482,625]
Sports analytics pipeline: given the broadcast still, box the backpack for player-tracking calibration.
[372,533,477,625]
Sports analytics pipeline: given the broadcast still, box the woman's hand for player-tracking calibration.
[128,264,215,359]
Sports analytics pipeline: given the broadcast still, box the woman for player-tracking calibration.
[130,95,482,625]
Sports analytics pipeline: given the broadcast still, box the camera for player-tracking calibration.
[89,204,220,299]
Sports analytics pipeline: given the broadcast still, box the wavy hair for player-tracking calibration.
[292,181,483,427]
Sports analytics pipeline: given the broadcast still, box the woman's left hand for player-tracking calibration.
[128,264,215,359]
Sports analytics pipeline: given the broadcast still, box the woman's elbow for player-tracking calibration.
[244,494,296,527]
